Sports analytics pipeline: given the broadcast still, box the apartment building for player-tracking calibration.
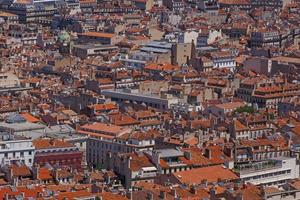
[102,89,179,111]
[0,132,35,167]
[77,32,124,45]
[231,118,273,140]
[120,51,156,69]
[72,44,118,59]
[233,136,290,163]
[162,0,184,11]
[237,157,299,186]
[236,76,300,109]
[206,101,246,117]
[108,151,157,188]
[77,122,155,168]
[250,29,281,48]
[33,138,83,171]
[0,11,18,24]
[210,51,237,71]
[140,41,173,64]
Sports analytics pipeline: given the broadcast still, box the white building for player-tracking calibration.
[206,102,245,117]
[211,51,236,71]
[238,158,299,186]
[78,122,155,169]
[178,30,198,45]
[0,133,35,167]
[0,73,20,88]
[102,89,179,111]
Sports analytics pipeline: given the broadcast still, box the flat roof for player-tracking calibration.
[102,89,165,101]
[0,11,17,17]
[140,47,170,53]
[146,41,172,49]
[80,122,131,136]
[0,122,45,132]
[79,32,115,39]
[157,148,184,158]
[73,44,117,50]
[271,56,300,65]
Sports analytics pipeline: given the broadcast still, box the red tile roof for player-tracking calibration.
[173,165,238,185]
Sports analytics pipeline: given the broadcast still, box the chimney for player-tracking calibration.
[260,185,266,199]
[190,185,197,194]
[126,191,133,199]
[201,179,208,187]
[127,156,132,169]
[237,192,243,200]
[210,187,216,199]
[198,131,204,148]
[184,151,192,160]
[33,164,40,180]
[160,190,166,200]
[91,183,101,193]
[171,188,177,198]
[204,148,212,159]
[146,192,154,200]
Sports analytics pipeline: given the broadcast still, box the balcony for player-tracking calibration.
[234,160,282,175]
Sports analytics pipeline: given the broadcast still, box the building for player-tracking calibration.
[7,0,57,24]
[7,24,38,45]
[120,51,156,69]
[197,0,219,12]
[233,136,290,162]
[170,165,238,185]
[0,72,20,89]
[0,114,46,138]
[132,0,154,11]
[219,0,252,11]
[72,44,118,59]
[231,118,274,140]
[171,42,193,66]
[206,102,246,117]
[102,89,179,111]
[140,41,173,64]
[162,0,184,11]
[250,29,281,48]
[77,32,124,45]
[0,132,35,167]
[210,51,237,71]
[108,151,157,188]
[0,11,18,24]
[33,138,83,171]
[78,122,155,168]
[237,158,299,186]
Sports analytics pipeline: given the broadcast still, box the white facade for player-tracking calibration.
[0,73,20,88]
[178,30,198,45]
[87,136,155,168]
[0,139,35,167]
[212,57,236,71]
[239,158,299,186]
[102,89,179,111]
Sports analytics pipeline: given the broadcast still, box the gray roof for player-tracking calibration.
[140,47,170,53]
[146,41,172,49]
[14,124,76,139]
[157,148,184,158]
[0,121,45,132]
